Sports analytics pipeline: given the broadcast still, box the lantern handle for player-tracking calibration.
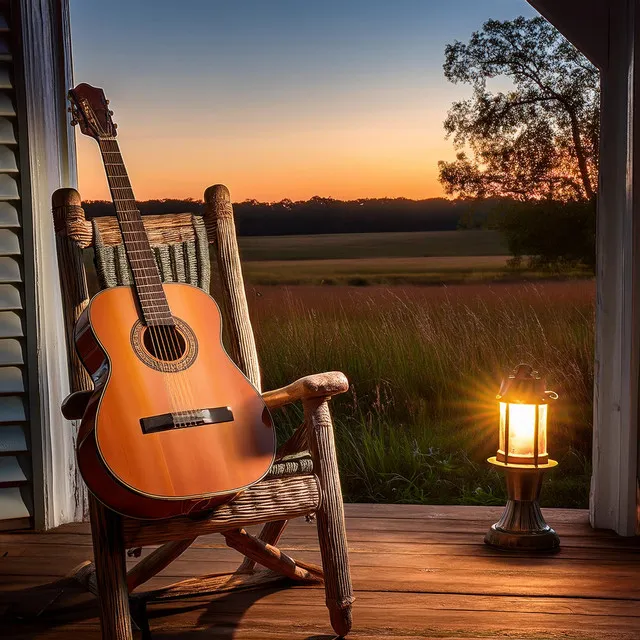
[545,390,558,400]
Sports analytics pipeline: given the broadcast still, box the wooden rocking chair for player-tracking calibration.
[52,184,354,639]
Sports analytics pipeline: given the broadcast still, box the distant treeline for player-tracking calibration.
[81,196,500,236]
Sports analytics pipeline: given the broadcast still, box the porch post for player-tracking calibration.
[530,0,640,535]
[16,0,83,528]
[591,0,640,536]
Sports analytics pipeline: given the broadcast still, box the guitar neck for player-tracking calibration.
[97,138,172,326]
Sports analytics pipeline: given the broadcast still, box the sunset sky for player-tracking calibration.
[70,0,536,202]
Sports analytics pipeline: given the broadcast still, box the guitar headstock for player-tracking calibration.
[68,83,117,139]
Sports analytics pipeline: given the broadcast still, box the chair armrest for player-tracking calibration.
[262,372,349,409]
[61,389,93,420]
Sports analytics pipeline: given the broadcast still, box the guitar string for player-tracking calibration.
[100,139,199,427]
[121,211,196,427]
[100,139,200,428]
[100,141,186,423]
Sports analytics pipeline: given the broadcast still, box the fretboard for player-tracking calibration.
[98,138,173,326]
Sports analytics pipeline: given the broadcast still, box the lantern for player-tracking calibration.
[485,364,560,551]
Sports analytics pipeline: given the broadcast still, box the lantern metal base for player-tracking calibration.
[485,458,560,552]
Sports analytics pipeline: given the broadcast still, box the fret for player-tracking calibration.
[97,137,174,327]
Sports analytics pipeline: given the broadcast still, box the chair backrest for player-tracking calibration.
[52,184,262,393]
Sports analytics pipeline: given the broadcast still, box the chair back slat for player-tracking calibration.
[52,188,93,393]
[203,185,262,391]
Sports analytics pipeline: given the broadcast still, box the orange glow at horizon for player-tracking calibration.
[76,105,455,203]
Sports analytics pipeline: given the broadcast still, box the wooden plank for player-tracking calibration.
[144,595,640,637]
[3,517,639,552]
[3,535,639,568]
[4,529,638,554]
[2,537,639,569]
[19,504,628,538]
[2,587,640,639]
[343,503,591,524]
[5,535,640,574]
[0,516,30,531]
[3,550,640,601]
[1,581,638,620]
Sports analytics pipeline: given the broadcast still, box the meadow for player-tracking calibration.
[245,282,594,508]
[237,229,509,261]
[236,230,592,285]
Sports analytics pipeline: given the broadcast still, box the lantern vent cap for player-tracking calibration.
[497,363,558,404]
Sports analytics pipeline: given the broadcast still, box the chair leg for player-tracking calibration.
[237,519,288,572]
[305,397,354,638]
[224,528,322,582]
[89,495,133,640]
[127,538,196,591]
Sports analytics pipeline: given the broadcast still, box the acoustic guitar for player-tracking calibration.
[68,83,275,519]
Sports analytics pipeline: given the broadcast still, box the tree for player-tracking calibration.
[499,199,596,269]
[438,16,599,202]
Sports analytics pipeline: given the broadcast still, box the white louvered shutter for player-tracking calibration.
[0,4,32,530]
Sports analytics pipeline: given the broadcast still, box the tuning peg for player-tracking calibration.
[67,106,72,113]
[108,110,114,116]
[113,123,118,129]
[106,100,110,105]
[70,118,78,126]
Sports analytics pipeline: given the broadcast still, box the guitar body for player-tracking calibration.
[75,283,275,519]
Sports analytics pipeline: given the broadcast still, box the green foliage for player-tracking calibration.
[439,16,599,202]
[83,196,493,236]
[497,199,596,269]
[237,230,509,262]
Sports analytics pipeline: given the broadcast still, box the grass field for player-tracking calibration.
[237,229,509,261]
[234,230,591,285]
[244,282,594,508]
[241,255,575,286]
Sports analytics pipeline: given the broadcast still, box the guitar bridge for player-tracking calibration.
[140,407,234,434]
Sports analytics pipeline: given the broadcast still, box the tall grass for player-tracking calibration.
[248,282,595,508]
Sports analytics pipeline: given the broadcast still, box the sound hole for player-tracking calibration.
[142,325,187,362]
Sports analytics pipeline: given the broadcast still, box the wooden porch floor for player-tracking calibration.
[1,504,639,639]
